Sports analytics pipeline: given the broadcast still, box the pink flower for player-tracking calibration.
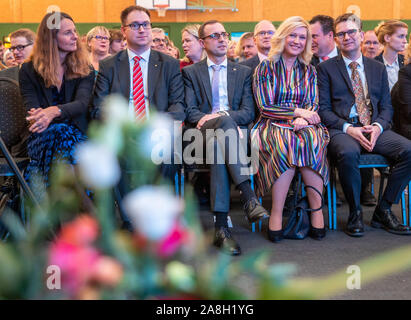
[156,223,189,258]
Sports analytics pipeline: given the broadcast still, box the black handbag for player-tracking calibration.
[283,178,324,240]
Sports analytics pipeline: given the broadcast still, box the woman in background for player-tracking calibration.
[87,26,111,72]
[180,24,205,70]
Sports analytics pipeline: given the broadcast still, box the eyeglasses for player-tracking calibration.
[202,32,230,40]
[10,43,33,52]
[335,29,359,40]
[153,38,167,44]
[256,30,275,37]
[94,35,110,41]
[364,41,379,46]
[124,22,152,31]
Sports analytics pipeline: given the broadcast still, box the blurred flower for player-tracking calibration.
[59,215,99,246]
[165,261,196,292]
[92,256,123,286]
[101,94,131,127]
[76,142,121,189]
[157,223,189,258]
[123,186,183,241]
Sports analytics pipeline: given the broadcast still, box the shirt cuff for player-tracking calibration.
[372,122,383,134]
[343,123,352,133]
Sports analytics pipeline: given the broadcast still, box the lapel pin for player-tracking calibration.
[233,68,236,71]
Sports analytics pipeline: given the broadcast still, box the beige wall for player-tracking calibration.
[2,0,411,23]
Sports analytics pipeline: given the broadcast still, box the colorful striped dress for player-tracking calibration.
[251,57,329,197]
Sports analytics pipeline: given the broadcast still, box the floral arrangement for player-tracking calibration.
[1,95,411,300]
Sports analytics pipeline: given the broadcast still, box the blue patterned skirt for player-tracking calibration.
[24,122,87,195]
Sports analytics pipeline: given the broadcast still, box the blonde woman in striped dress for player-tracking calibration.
[252,16,329,242]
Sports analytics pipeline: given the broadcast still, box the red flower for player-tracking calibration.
[156,223,189,258]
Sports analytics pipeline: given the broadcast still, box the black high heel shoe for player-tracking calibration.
[267,229,283,243]
[308,226,326,240]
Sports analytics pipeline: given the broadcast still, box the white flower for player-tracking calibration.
[122,186,182,241]
[76,142,121,189]
[101,94,131,126]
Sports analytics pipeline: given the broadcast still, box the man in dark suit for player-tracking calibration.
[91,5,185,230]
[91,6,185,122]
[183,20,268,256]
[310,15,376,206]
[317,13,411,237]
[240,20,276,73]
[309,15,339,67]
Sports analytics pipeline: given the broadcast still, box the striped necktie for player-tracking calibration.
[133,56,146,121]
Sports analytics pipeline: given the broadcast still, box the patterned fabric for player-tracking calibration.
[133,56,146,121]
[349,61,371,125]
[24,122,87,199]
[251,57,329,197]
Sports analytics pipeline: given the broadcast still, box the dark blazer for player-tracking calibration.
[375,52,405,68]
[91,49,185,121]
[311,48,341,68]
[240,54,261,74]
[391,64,411,139]
[19,61,95,134]
[0,66,19,81]
[317,54,393,138]
[182,59,255,126]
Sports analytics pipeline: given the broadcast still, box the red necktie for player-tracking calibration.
[133,56,146,121]
[322,56,329,61]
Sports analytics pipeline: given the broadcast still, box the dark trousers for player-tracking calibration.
[328,129,411,212]
[196,115,250,212]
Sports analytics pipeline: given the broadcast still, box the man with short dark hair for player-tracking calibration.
[317,13,411,237]
[91,5,185,230]
[309,15,338,67]
[183,20,268,256]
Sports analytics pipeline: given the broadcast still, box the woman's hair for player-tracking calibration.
[405,36,411,65]
[235,32,254,58]
[86,26,110,50]
[181,24,206,62]
[30,12,90,88]
[268,16,313,65]
[375,20,408,45]
[109,29,124,45]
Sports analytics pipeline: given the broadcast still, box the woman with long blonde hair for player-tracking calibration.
[252,16,329,242]
[19,11,94,192]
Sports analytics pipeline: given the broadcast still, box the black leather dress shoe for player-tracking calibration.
[308,226,326,240]
[267,229,283,243]
[371,206,411,235]
[244,198,269,223]
[213,227,242,256]
[361,186,377,207]
[345,210,364,237]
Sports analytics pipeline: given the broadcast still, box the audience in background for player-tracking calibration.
[109,29,127,54]
[227,40,238,62]
[235,32,257,61]
[361,30,381,58]
[19,12,94,194]
[86,26,111,72]
[240,20,276,72]
[167,38,180,59]
[3,49,17,68]
[309,15,338,66]
[0,40,5,65]
[180,24,205,70]
[375,20,408,90]
[151,27,168,54]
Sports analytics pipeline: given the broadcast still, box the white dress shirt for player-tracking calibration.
[257,51,268,62]
[382,55,400,91]
[342,54,383,133]
[319,45,338,62]
[127,48,150,119]
[207,57,229,112]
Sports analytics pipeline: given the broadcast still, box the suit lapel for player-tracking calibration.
[336,55,354,94]
[148,50,161,100]
[118,50,130,100]
[227,61,237,107]
[363,57,373,98]
[197,59,213,108]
